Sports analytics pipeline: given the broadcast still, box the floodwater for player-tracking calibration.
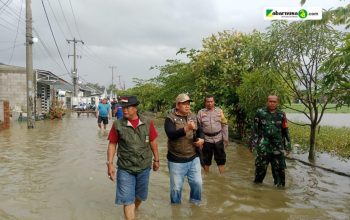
[288,113,350,127]
[1,114,350,220]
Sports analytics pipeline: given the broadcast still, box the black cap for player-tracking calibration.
[119,96,140,107]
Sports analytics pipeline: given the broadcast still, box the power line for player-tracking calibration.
[41,0,70,74]
[8,0,23,63]
[0,21,17,32]
[0,0,25,24]
[34,38,67,74]
[34,28,67,72]
[0,0,12,12]
[47,0,68,39]
[68,0,82,39]
[57,0,73,38]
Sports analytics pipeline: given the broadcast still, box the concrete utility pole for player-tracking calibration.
[26,0,34,128]
[67,38,84,97]
[109,66,117,89]
[118,75,122,90]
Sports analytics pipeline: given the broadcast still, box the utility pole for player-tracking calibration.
[109,66,117,90]
[67,38,84,97]
[26,0,34,128]
[118,74,121,90]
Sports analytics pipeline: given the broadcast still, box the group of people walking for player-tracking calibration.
[105,93,291,220]
[96,97,124,130]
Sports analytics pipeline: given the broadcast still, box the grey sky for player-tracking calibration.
[0,0,347,88]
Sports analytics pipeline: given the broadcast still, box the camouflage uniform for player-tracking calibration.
[250,107,291,187]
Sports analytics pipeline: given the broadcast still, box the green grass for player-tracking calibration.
[283,103,350,114]
[289,123,350,158]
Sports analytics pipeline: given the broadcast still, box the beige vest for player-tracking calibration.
[167,112,197,158]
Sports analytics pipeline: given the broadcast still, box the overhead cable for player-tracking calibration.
[8,0,23,63]
[57,0,73,37]
[41,0,70,74]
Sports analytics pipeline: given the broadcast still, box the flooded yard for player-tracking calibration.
[288,113,350,128]
[1,114,349,220]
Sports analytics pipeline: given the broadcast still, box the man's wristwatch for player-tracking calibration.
[106,161,113,166]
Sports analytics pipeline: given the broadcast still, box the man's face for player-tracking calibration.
[176,101,191,115]
[102,99,107,104]
[205,97,215,110]
[122,105,137,119]
[267,95,278,111]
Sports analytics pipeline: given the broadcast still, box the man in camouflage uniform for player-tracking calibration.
[250,95,291,187]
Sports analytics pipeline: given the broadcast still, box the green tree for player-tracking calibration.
[237,70,290,120]
[153,58,195,111]
[301,1,350,29]
[269,21,346,161]
[127,78,162,112]
[189,31,252,138]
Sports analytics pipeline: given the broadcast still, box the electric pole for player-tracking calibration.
[26,0,34,128]
[109,66,117,90]
[67,38,84,97]
[118,74,121,90]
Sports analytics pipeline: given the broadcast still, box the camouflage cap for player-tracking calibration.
[175,93,192,103]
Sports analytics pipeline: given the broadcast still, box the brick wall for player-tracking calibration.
[0,72,27,112]
[0,100,10,130]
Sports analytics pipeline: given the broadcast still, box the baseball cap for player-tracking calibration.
[175,93,192,103]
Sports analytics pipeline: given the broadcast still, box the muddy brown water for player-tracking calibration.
[1,114,349,220]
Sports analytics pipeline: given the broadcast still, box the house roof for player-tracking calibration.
[0,63,102,94]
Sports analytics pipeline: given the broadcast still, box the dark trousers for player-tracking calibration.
[254,153,286,187]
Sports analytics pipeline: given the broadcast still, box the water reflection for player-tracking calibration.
[0,115,349,220]
[288,113,350,127]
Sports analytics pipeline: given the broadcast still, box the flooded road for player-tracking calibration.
[1,114,350,220]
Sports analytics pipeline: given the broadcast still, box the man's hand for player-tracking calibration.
[194,138,204,149]
[153,161,160,171]
[107,164,116,182]
[184,120,196,132]
[224,140,228,148]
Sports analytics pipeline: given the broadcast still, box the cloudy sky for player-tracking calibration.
[0,0,347,88]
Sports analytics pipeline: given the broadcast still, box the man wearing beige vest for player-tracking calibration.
[164,93,204,204]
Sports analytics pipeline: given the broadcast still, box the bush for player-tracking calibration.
[48,100,65,120]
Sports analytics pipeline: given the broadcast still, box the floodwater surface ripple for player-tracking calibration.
[0,114,349,220]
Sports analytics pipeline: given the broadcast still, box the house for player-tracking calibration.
[0,63,73,119]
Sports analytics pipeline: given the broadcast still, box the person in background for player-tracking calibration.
[164,93,204,204]
[250,95,291,187]
[111,98,118,117]
[197,95,228,174]
[107,95,159,220]
[115,97,124,119]
[96,98,111,130]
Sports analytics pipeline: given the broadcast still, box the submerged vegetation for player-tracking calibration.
[289,123,350,158]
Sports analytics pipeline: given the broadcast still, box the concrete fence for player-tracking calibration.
[0,100,10,130]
